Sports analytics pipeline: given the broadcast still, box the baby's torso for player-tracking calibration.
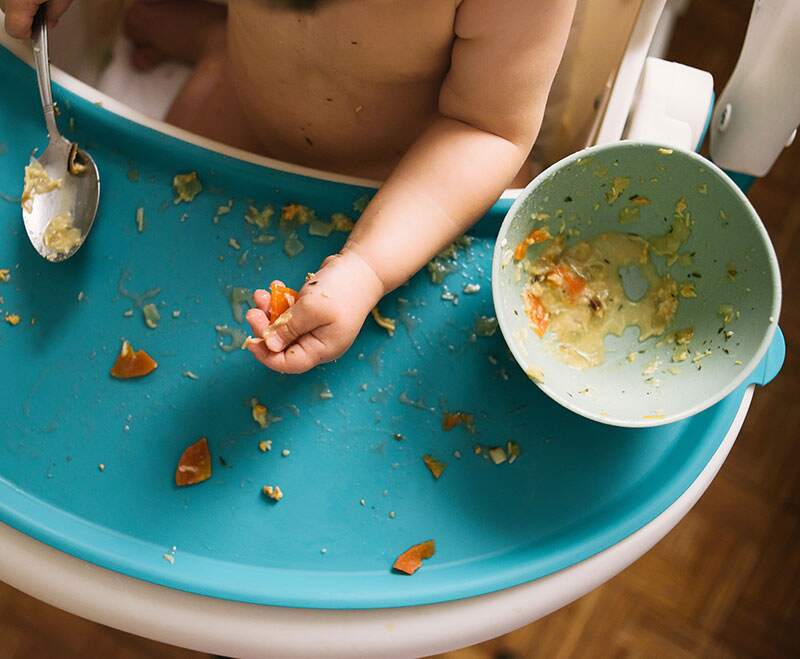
[228,0,459,177]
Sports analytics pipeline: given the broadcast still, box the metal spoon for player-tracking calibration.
[22,4,99,262]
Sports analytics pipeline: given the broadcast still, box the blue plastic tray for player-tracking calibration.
[0,47,785,609]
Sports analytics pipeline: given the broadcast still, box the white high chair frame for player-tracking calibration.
[0,0,796,655]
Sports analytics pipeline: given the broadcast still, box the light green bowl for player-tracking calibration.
[492,142,781,427]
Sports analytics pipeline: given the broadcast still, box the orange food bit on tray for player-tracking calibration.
[513,227,552,261]
[110,340,158,379]
[423,454,446,479]
[525,293,550,337]
[392,540,436,575]
[442,411,474,432]
[175,437,212,487]
[268,282,298,323]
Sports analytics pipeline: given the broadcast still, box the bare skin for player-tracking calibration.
[4,0,575,374]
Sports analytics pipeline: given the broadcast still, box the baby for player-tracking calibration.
[5,0,575,373]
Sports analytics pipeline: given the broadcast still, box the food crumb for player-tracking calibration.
[507,441,521,464]
[123,309,134,318]
[163,553,175,564]
[0,269,10,282]
[359,498,366,506]
[172,310,181,318]
[320,547,328,555]
[281,448,290,457]
[657,147,673,155]
[77,291,86,302]
[251,398,269,428]
[392,540,435,575]
[135,207,145,233]
[228,237,241,250]
[453,450,462,459]
[183,370,199,380]
[388,511,396,519]
[173,171,202,203]
[463,283,481,295]
[98,463,105,472]
[258,439,272,452]
[488,446,507,464]
[627,352,637,363]
[262,484,283,502]
[143,303,160,329]
[735,359,743,365]
[5,313,21,326]
[370,306,396,335]
[319,386,334,400]
[679,282,697,298]
[422,454,446,479]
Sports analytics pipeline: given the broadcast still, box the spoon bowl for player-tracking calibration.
[22,5,100,262]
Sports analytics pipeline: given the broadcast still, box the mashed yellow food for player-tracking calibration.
[43,212,82,259]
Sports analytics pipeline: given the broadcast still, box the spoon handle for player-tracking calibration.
[30,4,61,143]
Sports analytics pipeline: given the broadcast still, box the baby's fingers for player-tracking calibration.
[252,288,271,314]
[256,334,328,374]
[262,296,328,353]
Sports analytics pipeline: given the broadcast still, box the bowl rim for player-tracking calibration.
[492,140,782,428]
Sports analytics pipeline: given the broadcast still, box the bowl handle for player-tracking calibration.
[747,328,785,387]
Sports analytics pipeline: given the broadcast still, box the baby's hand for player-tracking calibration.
[245,250,384,374]
[3,0,72,38]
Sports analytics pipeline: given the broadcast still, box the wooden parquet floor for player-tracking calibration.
[1,1,798,657]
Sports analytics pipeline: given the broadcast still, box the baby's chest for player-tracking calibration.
[230,0,457,84]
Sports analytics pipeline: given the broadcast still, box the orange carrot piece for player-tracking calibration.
[553,264,586,300]
[423,454,446,479]
[175,437,212,487]
[110,340,158,379]
[442,411,474,432]
[392,540,436,575]
[513,227,551,261]
[526,293,550,337]
[267,282,298,323]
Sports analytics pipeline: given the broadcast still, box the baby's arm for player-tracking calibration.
[247,0,575,373]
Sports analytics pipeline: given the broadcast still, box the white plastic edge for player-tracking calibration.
[0,29,521,201]
[595,0,667,145]
[0,388,753,659]
[623,57,713,150]
[709,0,800,176]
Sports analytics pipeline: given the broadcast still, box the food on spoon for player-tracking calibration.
[110,340,158,378]
[392,540,436,575]
[175,437,212,486]
[370,306,396,335]
[268,282,298,323]
[67,142,87,175]
[172,171,202,203]
[21,159,62,213]
[42,212,82,259]
[422,454,446,479]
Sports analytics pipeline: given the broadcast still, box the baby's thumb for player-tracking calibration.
[262,297,316,352]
